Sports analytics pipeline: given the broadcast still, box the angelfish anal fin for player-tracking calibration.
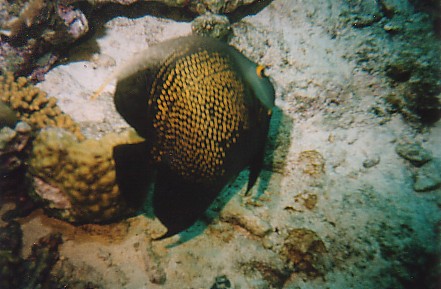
[153,167,221,239]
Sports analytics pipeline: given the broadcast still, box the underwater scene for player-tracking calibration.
[0,0,440,288]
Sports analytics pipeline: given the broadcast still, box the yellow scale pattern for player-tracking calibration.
[150,50,249,182]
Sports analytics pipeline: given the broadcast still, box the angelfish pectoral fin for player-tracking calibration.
[113,141,152,210]
[246,117,271,195]
[246,145,266,196]
[153,168,220,239]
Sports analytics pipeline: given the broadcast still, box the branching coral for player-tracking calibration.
[1,0,48,38]
[0,72,84,140]
[29,128,144,223]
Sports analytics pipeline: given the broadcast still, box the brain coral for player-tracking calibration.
[0,72,84,141]
[29,128,144,223]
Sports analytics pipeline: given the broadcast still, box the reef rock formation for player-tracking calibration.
[0,221,23,289]
[0,121,35,221]
[343,0,441,123]
[0,0,89,78]
[0,0,272,78]
[281,228,329,278]
[0,221,63,289]
[84,0,261,14]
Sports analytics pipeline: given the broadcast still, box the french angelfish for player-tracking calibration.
[100,35,275,238]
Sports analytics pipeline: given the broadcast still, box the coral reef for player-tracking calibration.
[0,0,89,78]
[0,0,271,78]
[0,121,36,220]
[0,0,438,288]
[29,127,144,223]
[0,72,84,140]
[0,221,63,289]
[84,0,261,14]
[0,221,22,289]
[191,0,260,14]
[21,233,63,289]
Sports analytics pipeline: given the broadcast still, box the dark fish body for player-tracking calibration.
[113,36,275,238]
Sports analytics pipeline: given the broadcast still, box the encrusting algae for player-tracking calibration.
[0,72,84,141]
[29,128,144,223]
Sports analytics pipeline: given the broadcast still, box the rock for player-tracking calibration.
[395,142,432,166]
[413,158,441,192]
[0,221,22,289]
[20,233,63,289]
[0,222,62,289]
[0,121,32,205]
[386,60,412,82]
[280,228,328,278]
[220,200,271,237]
[363,155,381,168]
[379,0,413,17]
[0,1,89,77]
[210,275,232,289]
[383,21,402,34]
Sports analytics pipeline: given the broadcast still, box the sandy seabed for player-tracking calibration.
[5,0,440,288]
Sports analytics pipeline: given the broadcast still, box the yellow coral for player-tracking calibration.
[29,128,144,223]
[0,72,84,140]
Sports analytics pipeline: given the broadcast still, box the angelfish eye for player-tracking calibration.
[256,65,267,79]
